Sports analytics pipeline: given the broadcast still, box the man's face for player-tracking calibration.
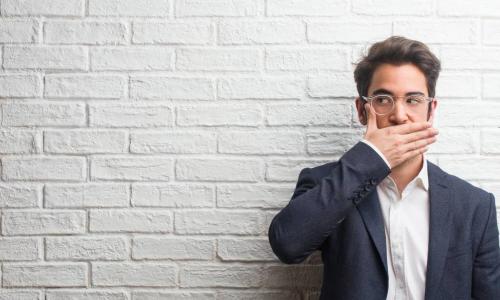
[355,63,438,128]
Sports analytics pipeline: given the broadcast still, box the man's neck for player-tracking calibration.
[389,154,424,195]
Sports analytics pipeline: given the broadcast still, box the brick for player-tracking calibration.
[437,73,480,98]
[218,130,304,154]
[2,156,86,181]
[481,129,500,154]
[483,74,500,99]
[306,130,363,155]
[45,183,129,208]
[0,130,38,154]
[0,183,40,208]
[3,263,87,287]
[393,20,477,44]
[482,183,500,201]
[266,48,348,71]
[0,19,38,43]
[180,264,261,287]
[133,21,211,44]
[89,209,172,233]
[439,157,500,180]
[45,21,127,45]
[46,236,128,260]
[89,0,169,16]
[92,262,177,287]
[91,156,173,181]
[441,47,500,70]
[177,48,260,71]
[91,47,173,71]
[2,102,86,127]
[218,77,303,100]
[45,74,125,99]
[177,104,261,127]
[217,291,300,300]
[218,20,304,44]
[438,0,500,16]
[483,20,500,45]
[89,104,172,127]
[130,77,214,100]
[428,128,477,154]
[131,183,214,207]
[44,130,128,154]
[2,210,85,235]
[131,292,214,300]
[217,184,292,208]
[262,265,322,288]
[46,290,127,300]
[266,159,330,182]
[0,291,41,300]
[176,0,259,17]
[437,103,500,127]
[307,73,356,98]
[1,0,84,16]
[0,237,40,260]
[217,238,277,261]
[307,21,391,43]
[267,0,348,16]
[174,210,264,234]
[352,0,433,15]
[130,131,216,154]
[176,159,262,182]
[0,74,41,98]
[266,103,351,126]
[3,46,87,70]
[132,237,213,260]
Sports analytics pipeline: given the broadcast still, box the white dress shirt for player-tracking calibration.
[361,139,429,300]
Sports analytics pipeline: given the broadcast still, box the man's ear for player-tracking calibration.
[355,97,367,125]
[427,98,438,124]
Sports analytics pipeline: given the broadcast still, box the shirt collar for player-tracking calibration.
[381,154,429,192]
[416,154,429,191]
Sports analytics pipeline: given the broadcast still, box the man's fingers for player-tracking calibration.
[401,127,438,144]
[401,136,437,152]
[390,121,431,135]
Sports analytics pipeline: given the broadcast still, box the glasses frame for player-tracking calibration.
[361,94,435,116]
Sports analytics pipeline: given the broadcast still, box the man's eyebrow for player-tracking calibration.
[371,88,425,96]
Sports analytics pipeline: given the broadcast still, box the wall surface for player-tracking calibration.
[0,0,499,299]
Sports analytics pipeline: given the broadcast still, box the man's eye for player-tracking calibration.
[406,97,423,104]
[374,96,392,104]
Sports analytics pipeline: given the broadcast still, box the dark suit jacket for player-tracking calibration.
[268,142,500,299]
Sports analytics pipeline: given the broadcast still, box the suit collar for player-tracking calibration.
[424,161,452,300]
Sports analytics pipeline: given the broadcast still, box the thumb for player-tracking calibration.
[364,102,378,131]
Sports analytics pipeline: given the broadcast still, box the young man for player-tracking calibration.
[268,36,500,299]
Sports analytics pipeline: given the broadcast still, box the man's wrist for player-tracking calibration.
[360,139,392,169]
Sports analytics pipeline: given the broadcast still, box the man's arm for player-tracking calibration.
[471,193,500,299]
[268,141,391,264]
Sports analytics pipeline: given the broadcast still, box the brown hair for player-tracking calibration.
[353,36,441,98]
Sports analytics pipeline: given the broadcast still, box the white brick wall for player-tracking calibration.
[0,0,499,299]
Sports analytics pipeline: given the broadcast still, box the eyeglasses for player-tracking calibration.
[361,94,434,116]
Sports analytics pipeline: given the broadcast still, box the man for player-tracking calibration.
[268,36,500,299]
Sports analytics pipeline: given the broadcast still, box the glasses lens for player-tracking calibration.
[371,95,393,114]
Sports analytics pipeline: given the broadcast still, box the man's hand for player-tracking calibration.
[363,103,438,169]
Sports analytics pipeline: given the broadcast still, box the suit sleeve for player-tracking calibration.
[471,193,500,299]
[268,141,391,264]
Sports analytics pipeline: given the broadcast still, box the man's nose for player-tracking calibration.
[389,100,408,123]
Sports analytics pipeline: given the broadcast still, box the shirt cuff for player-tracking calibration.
[360,139,392,169]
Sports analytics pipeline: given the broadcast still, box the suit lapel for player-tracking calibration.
[424,161,452,300]
[357,190,388,274]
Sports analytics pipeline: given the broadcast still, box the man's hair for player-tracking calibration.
[353,36,441,98]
